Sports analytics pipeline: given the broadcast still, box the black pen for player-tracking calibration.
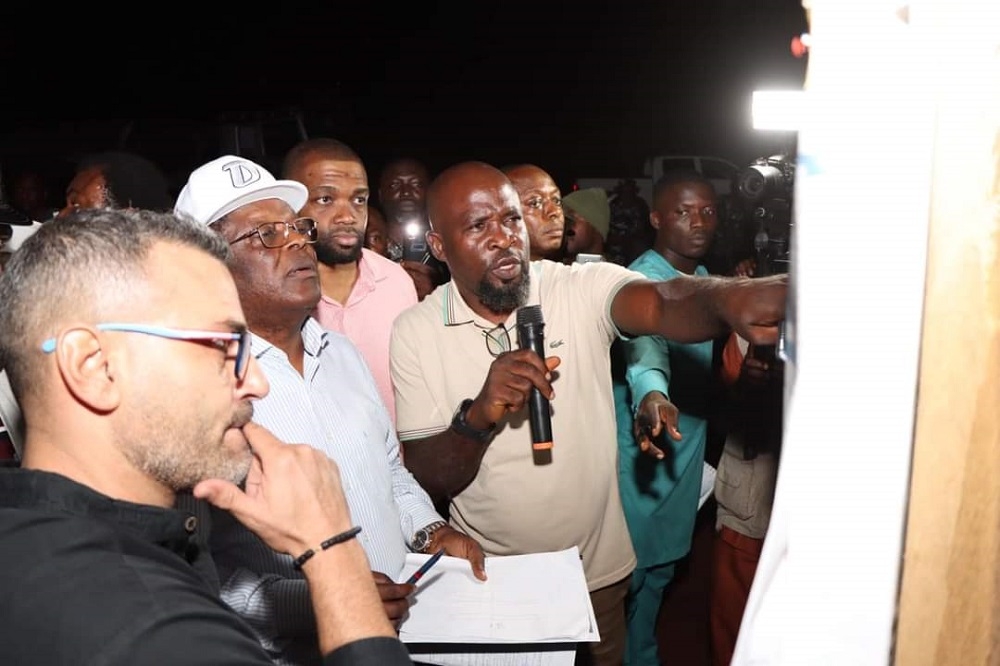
[405,548,445,585]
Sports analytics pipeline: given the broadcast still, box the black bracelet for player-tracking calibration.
[292,525,363,570]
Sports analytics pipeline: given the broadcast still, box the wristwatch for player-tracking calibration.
[411,520,448,552]
[451,398,496,443]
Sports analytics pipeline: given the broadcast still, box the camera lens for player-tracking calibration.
[737,165,784,201]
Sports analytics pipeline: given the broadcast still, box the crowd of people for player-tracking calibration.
[0,143,787,666]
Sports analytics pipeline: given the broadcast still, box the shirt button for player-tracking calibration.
[184,516,198,533]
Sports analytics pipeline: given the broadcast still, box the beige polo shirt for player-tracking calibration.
[391,259,643,590]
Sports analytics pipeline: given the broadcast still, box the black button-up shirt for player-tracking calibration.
[0,468,411,665]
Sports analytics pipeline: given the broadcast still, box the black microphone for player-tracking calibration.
[516,305,553,465]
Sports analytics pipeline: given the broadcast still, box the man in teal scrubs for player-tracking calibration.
[613,170,720,665]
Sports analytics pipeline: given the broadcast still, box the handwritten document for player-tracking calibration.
[398,546,597,666]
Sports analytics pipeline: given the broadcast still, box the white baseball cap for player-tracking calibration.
[174,155,308,225]
[1,220,43,253]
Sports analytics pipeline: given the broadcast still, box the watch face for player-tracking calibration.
[412,530,428,551]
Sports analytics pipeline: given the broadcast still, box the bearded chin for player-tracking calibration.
[315,236,363,266]
[477,266,530,315]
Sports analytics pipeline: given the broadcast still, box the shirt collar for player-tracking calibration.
[441,261,543,330]
[641,250,709,277]
[300,318,330,355]
[0,468,200,562]
[250,318,329,359]
[326,250,381,305]
[359,248,390,282]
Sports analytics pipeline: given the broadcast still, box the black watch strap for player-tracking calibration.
[451,399,496,443]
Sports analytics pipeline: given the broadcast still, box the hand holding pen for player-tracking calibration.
[405,547,446,585]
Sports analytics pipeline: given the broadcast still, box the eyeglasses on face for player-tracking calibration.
[229,217,318,249]
[483,323,511,358]
[40,323,252,382]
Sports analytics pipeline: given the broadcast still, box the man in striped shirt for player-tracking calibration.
[175,156,486,665]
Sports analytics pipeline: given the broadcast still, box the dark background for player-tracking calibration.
[0,0,808,197]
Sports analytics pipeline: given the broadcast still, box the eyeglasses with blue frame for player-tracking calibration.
[40,323,252,382]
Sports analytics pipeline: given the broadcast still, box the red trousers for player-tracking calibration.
[709,525,764,666]
[0,431,14,461]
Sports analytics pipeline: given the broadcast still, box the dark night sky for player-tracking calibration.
[0,1,808,194]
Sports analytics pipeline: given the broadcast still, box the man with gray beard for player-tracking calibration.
[0,208,410,665]
[390,161,788,666]
[283,139,418,423]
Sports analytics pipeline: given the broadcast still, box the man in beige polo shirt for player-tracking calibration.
[390,161,787,666]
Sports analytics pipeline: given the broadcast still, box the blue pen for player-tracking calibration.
[405,548,445,585]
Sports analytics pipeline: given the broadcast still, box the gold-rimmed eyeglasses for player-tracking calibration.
[229,218,318,249]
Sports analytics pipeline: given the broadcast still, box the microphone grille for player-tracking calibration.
[516,304,544,325]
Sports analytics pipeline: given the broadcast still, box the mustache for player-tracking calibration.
[489,249,524,269]
[319,227,364,242]
[230,402,254,429]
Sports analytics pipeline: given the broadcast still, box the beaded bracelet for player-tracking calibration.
[292,525,362,570]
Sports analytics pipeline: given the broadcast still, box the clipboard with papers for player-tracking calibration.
[398,546,598,666]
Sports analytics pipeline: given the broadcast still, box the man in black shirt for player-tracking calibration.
[0,208,412,665]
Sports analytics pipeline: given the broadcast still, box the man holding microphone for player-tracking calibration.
[390,161,787,666]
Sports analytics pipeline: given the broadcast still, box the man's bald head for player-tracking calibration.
[499,164,564,260]
[425,162,529,319]
[501,163,544,182]
[427,161,512,232]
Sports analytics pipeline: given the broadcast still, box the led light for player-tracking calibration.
[752,90,806,131]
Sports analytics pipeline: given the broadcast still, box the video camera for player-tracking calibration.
[735,154,795,277]
[733,154,795,366]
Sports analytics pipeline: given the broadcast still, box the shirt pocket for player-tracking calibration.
[715,447,759,523]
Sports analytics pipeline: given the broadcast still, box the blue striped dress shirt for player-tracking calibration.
[209,318,441,664]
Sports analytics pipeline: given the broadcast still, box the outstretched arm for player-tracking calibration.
[610,274,787,346]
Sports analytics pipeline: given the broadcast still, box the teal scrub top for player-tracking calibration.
[612,249,713,567]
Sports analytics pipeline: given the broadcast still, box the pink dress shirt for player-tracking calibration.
[313,249,418,424]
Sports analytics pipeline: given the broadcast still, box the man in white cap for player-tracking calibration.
[175,155,485,664]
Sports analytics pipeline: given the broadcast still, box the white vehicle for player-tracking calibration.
[642,154,740,196]
[571,177,653,207]
[572,154,740,208]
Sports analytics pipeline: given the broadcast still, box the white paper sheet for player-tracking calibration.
[407,644,577,666]
[699,462,717,510]
[398,546,598,645]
